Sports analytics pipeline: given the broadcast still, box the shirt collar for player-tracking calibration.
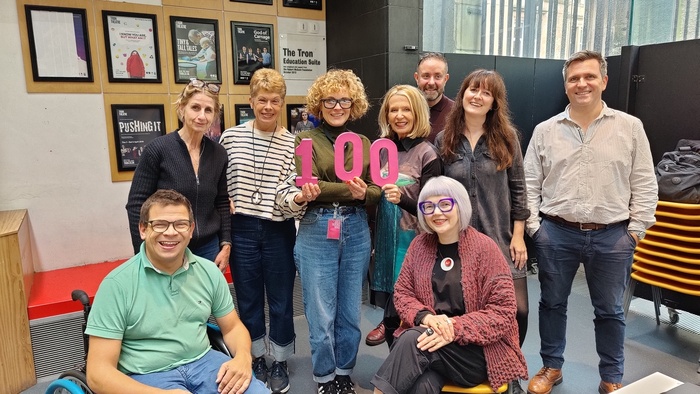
[561,101,614,123]
[393,135,424,151]
[140,243,194,275]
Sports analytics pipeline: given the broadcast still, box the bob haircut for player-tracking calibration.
[563,50,607,80]
[305,69,369,122]
[417,176,472,234]
[249,68,287,99]
[174,81,222,121]
[139,189,194,225]
[378,85,431,139]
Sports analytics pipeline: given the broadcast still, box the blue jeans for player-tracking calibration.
[191,235,220,263]
[230,214,297,361]
[130,349,270,393]
[533,217,636,382]
[294,206,371,383]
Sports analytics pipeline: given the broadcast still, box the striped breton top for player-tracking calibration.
[220,120,296,221]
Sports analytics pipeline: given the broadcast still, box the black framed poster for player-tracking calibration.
[103,11,161,82]
[283,0,322,10]
[234,104,256,125]
[112,104,166,171]
[24,5,93,82]
[287,104,318,135]
[231,21,274,84]
[170,16,221,83]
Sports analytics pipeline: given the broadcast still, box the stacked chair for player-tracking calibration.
[622,200,700,372]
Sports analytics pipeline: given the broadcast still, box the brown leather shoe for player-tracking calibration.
[365,322,385,346]
[598,381,623,393]
[527,367,563,394]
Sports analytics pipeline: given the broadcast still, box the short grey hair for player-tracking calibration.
[562,50,607,79]
[417,52,449,73]
[417,176,472,234]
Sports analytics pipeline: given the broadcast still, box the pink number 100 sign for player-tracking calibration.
[295,132,398,187]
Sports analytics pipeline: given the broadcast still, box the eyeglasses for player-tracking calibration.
[147,220,192,233]
[188,78,220,94]
[418,198,456,215]
[321,98,353,109]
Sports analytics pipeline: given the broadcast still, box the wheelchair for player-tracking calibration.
[45,290,231,394]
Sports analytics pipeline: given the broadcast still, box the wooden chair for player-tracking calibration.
[442,381,511,393]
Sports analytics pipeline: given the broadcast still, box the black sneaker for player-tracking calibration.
[252,356,268,386]
[335,375,356,394]
[268,361,290,393]
[318,380,337,394]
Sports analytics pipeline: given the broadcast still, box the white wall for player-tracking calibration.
[0,2,134,271]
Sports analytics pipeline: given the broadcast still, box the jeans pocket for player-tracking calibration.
[300,211,320,225]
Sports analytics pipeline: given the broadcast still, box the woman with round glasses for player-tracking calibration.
[435,71,530,390]
[126,78,231,271]
[366,85,442,348]
[292,69,380,394]
[371,176,527,394]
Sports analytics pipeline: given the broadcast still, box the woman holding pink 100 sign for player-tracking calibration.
[366,85,443,349]
[286,69,380,394]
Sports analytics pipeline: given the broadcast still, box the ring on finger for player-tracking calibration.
[425,327,434,336]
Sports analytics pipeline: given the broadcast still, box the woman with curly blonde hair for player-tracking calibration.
[293,69,380,394]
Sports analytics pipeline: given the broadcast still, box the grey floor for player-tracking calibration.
[23,272,700,394]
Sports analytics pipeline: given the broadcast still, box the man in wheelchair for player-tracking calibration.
[84,189,269,394]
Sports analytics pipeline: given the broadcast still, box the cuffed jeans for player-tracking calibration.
[533,217,636,383]
[294,206,371,383]
[230,214,297,361]
[130,349,269,393]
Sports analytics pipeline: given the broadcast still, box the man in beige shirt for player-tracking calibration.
[523,50,657,394]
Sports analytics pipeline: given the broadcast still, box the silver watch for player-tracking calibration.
[635,231,645,241]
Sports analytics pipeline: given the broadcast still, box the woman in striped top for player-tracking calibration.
[220,68,320,394]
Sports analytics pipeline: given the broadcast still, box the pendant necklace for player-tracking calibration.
[438,249,455,272]
[251,120,276,204]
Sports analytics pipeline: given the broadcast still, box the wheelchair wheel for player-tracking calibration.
[52,369,93,394]
[45,378,84,394]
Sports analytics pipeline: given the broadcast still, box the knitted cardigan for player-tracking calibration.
[394,227,528,390]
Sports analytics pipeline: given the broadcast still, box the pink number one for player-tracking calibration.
[334,132,364,181]
[295,138,318,186]
[370,139,399,187]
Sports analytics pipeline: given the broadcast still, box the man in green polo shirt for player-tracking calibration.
[85,189,269,394]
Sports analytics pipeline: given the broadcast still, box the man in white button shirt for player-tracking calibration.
[523,50,658,394]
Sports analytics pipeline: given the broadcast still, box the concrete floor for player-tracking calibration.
[25,272,700,393]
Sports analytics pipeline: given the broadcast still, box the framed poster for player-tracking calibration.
[102,11,161,82]
[287,104,318,135]
[24,5,93,82]
[112,104,166,171]
[170,16,221,83]
[234,104,256,125]
[231,0,273,4]
[231,21,274,84]
[282,0,322,10]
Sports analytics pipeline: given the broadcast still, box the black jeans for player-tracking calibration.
[371,327,488,394]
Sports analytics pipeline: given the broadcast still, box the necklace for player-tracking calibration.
[251,120,276,204]
[438,248,455,272]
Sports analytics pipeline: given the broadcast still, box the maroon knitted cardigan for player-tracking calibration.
[393,227,528,390]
